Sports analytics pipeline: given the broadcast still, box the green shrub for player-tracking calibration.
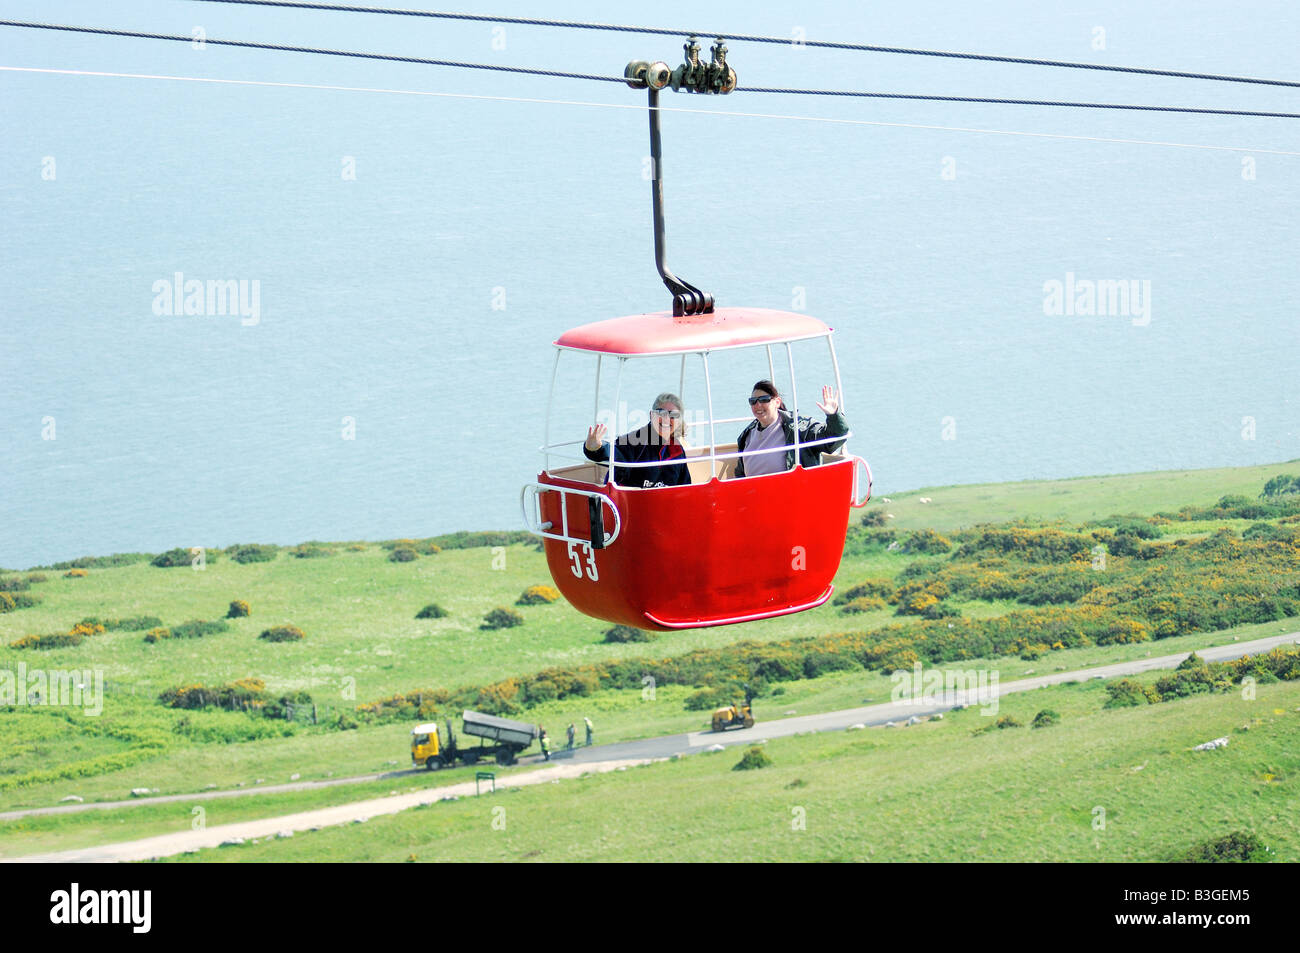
[416,603,448,619]
[151,548,196,568]
[25,573,48,584]
[904,529,953,554]
[259,624,304,642]
[860,509,888,527]
[516,585,561,605]
[227,600,250,619]
[840,596,886,614]
[995,715,1022,729]
[388,547,418,563]
[9,631,84,650]
[834,578,894,604]
[226,543,278,564]
[481,608,524,630]
[0,576,30,592]
[105,615,163,631]
[603,624,653,643]
[1031,709,1059,728]
[289,542,335,558]
[802,652,857,678]
[1183,830,1271,863]
[170,619,230,639]
[733,746,772,771]
[1104,678,1160,707]
[160,677,269,711]
[684,686,733,711]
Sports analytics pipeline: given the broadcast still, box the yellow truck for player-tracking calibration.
[411,711,539,769]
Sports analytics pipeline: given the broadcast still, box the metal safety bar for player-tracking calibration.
[520,483,622,548]
[849,454,873,507]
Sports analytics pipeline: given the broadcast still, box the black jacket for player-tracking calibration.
[583,424,692,488]
[734,408,848,478]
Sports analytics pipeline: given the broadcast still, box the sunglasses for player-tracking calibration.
[747,395,775,406]
[651,407,682,420]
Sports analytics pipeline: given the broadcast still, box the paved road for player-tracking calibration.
[6,630,1296,862]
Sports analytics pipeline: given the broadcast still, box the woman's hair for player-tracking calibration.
[751,380,783,408]
[652,392,687,439]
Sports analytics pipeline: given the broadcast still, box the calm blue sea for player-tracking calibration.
[2,0,1297,569]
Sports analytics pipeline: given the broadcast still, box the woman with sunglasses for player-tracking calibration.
[733,380,848,478]
[583,392,692,488]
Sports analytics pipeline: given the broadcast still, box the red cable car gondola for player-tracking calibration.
[520,47,872,629]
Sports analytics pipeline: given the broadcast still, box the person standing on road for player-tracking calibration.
[539,728,551,761]
[584,716,593,746]
[566,722,576,750]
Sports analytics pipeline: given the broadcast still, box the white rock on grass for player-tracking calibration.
[59,795,83,803]
[906,716,921,725]
[130,788,150,798]
[1193,737,1229,751]
[290,773,300,781]
[277,830,294,838]
[847,723,865,731]
[220,838,245,847]
[933,713,944,720]
[884,721,896,728]
[707,743,725,752]
[784,710,797,715]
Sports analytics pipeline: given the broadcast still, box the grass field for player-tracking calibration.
[164,677,1300,863]
[2,458,1298,860]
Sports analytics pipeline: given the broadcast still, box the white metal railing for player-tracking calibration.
[539,429,857,475]
[520,483,622,547]
[850,454,873,507]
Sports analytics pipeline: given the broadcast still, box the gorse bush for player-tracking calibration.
[840,595,886,614]
[603,625,654,643]
[1031,709,1060,728]
[833,578,894,604]
[143,627,173,644]
[1183,831,1271,863]
[289,542,335,558]
[151,548,196,568]
[388,547,418,563]
[63,569,88,578]
[481,607,524,630]
[170,619,229,640]
[516,585,561,605]
[226,543,278,564]
[259,625,304,642]
[684,687,733,711]
[226,600,250,618]
[105,615,163,631]
[416,603,448,619]
[904,529,952,554]
[733,746,772,771]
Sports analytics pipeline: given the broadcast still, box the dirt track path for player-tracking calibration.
[6,630,1296,862]
[9,758,652,863]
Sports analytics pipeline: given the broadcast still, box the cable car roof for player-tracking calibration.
[554,307,832,356]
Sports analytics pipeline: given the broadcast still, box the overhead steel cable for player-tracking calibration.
[7,67,1300,157]
[743,87,1300,119]
[3,20,1298,119]
[185,0,1300,90]
[0,19,626,83]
